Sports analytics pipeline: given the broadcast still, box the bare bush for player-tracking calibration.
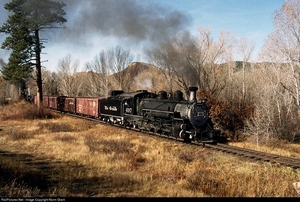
[38,122,73,133]
[84,134,101,153]
[0,101,57,121]
[178,150,195,163]
[127,152,147,169]
[54,134,77,143]
[100,139,132,154]
[6,129,33,141]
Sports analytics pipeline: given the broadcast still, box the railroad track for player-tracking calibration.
[58,111,300,170]
[204,143,300,170]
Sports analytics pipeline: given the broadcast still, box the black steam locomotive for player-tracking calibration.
[98,87,220,144]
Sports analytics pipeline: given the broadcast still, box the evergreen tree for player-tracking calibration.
[0,0,67,107]
[0,0,34,93]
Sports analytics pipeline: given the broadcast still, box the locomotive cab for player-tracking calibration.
[124,97,134,115]
[121,90,156,116]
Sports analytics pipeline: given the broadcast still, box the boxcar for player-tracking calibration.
[34,95,49,108]
[57,96,67,112]
[76,97,100,118]
[64,97,76,113]
[43,95,49,108]
[48,96,67,111]
[48,96,58,110]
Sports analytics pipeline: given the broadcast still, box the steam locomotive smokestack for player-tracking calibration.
[189,86,198,101]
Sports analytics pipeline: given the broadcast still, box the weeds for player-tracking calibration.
[54,134,77,143]
[3,128,34,141]
[0,156,47,197]
[178,150,195,163]
[0,100,57,121]
[127,152,147,168]
[100,139,132,154]
[84,134,101,153]
[38,122,73,132]
[0,101,299,197]
[84,135,133,154]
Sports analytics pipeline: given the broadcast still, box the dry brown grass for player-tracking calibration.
[230,137,300,159]
[0,100,58,121]
[0,101,300,197]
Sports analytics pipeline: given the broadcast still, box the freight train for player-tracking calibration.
[36,87,220,144]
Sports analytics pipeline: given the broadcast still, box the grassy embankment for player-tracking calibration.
[0,100,300,197]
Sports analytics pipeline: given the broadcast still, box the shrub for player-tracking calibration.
[0,100,57,121]
[38,122,73,132]
[6,128,33,141]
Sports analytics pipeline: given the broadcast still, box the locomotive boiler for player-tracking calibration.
[138,87,219,143]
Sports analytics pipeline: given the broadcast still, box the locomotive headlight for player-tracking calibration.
[197,112,205,116]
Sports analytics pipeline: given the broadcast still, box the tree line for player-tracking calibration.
[1,0,300,144]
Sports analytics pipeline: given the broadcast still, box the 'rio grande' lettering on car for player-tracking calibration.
[104,105,118,111]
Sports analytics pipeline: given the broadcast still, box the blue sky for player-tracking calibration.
[0,0,285,72]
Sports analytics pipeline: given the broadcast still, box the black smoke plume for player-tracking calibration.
[52,0,192,47]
